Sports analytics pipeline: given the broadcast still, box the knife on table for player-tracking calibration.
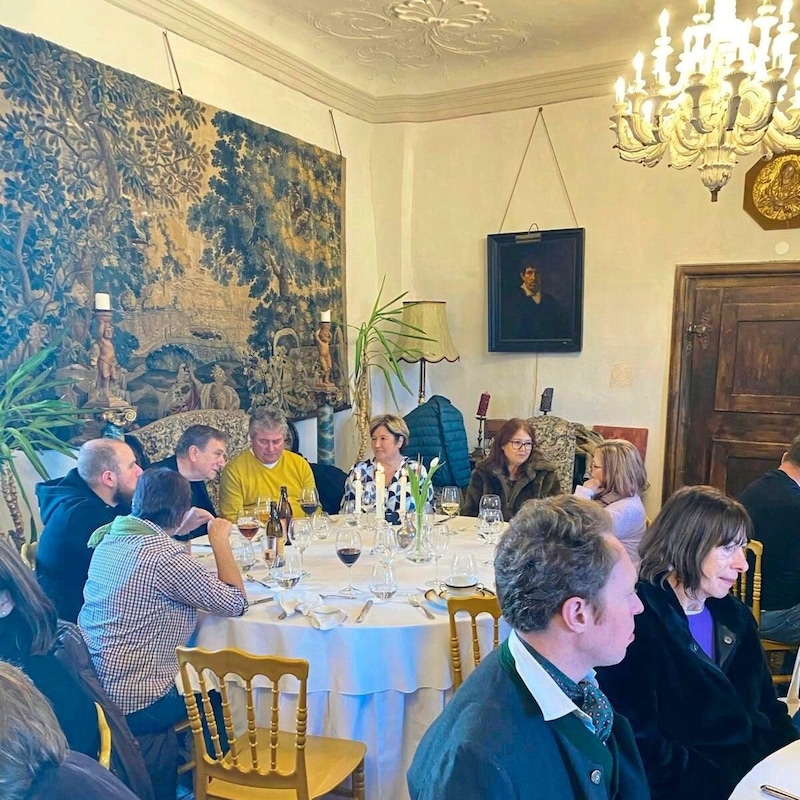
[355,599,374,623]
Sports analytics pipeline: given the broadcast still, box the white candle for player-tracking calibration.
[398,468,407,515]
[94,292,111,311]
[375,464,385,519]
[320,309,331,323]
[353,478,362,514]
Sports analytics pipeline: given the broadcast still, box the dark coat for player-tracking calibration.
[403,395,472,488]
[408,642,650,800]
[151,454,215,541]
[597,580,798,800]
[36,469,129,622]
[461,449,561,520]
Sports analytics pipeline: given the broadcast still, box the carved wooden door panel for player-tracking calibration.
[664,264,800,501]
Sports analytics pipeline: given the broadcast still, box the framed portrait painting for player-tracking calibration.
[488,227,585,353]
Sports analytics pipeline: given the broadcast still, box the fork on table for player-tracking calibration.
[408,594,435,620]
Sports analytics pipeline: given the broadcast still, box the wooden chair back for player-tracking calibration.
[176,646,312,798]
[734,539,763,622]
[447,595,502,690]
[20,541,37,570]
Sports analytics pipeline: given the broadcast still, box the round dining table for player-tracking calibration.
[190,516,506,800]
[728,740,800,800]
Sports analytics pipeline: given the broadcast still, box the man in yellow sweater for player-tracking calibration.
[219,407,316,521]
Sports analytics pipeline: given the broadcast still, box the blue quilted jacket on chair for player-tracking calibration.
[403,395,472,489]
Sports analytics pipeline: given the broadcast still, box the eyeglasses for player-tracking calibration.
[509,440,533,451]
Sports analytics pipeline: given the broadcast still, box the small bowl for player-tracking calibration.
[444,580,479,597]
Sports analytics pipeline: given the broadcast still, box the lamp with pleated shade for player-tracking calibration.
[393,301,460,404]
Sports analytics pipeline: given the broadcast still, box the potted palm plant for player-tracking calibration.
[0,345,88,547]
[350,277,428,460]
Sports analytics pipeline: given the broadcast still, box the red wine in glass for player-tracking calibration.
[300,502,319,517]
[336,546,361,566]
[238,522,259,540]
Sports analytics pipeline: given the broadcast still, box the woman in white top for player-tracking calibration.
[574,439,647,565]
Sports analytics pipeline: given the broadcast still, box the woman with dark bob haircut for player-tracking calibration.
[462,418,561,521]
[597,485,797,800]
[0,535,99,757]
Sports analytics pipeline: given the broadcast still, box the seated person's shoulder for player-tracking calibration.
[27,751,139,800]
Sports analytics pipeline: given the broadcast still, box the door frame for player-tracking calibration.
[663,260,800,502]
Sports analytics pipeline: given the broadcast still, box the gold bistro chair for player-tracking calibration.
[95,702,112,770]
[176,646,366,800]
[447,595,502,690]
[734,539,799,685]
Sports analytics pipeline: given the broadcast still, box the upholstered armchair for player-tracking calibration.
[127,409,251,507]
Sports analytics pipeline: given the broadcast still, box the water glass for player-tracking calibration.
[342,499,359,528]
[448,552,478,588]
[273,551,303,589]
[369,563,397,600]
[313,512,332,540]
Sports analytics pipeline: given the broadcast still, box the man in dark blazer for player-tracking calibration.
[407,495,650,800]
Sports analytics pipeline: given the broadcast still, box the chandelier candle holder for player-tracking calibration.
[611,0,800,201]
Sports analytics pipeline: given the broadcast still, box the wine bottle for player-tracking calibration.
[266,501,283,560]
[278,486,294,545]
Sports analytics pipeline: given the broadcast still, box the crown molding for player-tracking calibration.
[104,0,622,123]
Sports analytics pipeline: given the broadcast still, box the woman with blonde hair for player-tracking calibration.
[462,418,560,521]
[341,414,432,523]
[574,439,648,564]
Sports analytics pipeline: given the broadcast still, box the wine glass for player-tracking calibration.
[440,486,461,523]
[313,512,332,540]
[361,483,377,529]
[341,500,359,528]
[372,524,398,566]
[235,507,258,570]
[480,508,504,565]
[478,494,501,537]
[299,487,320,525]
[273,550,302,589]
[290,518,313,575]
[335,527,362,597]
[369,563,397,600]
[425,526,450,589]
[255,497,271,533]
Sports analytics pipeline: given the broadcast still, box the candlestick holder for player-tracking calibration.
[471,415,487,462]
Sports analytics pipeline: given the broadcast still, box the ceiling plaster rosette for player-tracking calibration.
[308,0,530,73]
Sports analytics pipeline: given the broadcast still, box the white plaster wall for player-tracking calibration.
[406,98,800,514]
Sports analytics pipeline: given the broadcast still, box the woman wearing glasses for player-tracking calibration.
[574,439,648,566]
[462,418,560,521]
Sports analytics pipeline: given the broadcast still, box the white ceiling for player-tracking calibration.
[108,0,696,121]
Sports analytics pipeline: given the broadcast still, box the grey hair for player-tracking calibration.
[249,407,289,439]
[175,425,227,458]
[495,495,618,632]
[0,661,67,800]
[77,438,130,485]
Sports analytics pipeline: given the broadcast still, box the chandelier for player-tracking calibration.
[610,0,800,201]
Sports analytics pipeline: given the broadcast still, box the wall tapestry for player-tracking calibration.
[0,24,348,427]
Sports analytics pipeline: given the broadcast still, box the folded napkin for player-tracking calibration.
[278,590,346,629]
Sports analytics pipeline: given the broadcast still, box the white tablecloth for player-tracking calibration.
[729,740,800,799]
[191,517,506,800]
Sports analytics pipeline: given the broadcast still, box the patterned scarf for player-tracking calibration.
[527,645,614,743]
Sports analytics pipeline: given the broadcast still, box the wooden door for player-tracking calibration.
[663,263,800,501]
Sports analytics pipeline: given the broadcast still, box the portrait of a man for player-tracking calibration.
[488,228,584,353]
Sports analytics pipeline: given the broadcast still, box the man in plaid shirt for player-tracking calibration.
[79,468,247,800]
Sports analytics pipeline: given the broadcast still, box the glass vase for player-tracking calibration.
[404,509,433,564]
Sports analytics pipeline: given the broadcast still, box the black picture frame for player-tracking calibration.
[488,227,585,353]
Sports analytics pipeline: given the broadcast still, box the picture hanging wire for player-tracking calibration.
[497,107,579,234]
[329,109,342,157]
[162,31,183,95]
